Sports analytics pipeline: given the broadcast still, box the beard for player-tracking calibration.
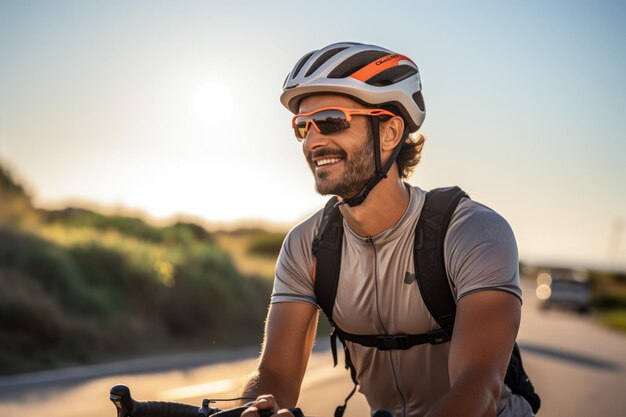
[308,138,375,199]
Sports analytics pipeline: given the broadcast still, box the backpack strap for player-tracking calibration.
[311,197,350,369]
[312,197,356,417]
[312,196,344,323]
[414,186,468,337]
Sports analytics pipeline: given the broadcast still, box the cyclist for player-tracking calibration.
[241,42,534,417]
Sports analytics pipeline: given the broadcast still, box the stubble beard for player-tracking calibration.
[311,139,375,199]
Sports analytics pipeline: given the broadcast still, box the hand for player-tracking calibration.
[241,394,295,417]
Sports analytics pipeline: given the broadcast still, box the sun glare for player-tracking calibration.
[192,83,235,125]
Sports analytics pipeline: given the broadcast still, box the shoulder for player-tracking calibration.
[447,197,515,245]
[277,202,329,269]
[444,196,521,300]
[282,205,326,253]
[271,204,329,305]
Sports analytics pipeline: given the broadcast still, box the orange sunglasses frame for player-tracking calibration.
[291,107,397,141]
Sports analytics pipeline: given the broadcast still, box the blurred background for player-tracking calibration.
[0,1,625,416]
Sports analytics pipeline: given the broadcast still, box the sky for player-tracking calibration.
[0,0,625,270]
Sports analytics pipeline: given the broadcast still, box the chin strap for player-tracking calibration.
[336,117,408,208]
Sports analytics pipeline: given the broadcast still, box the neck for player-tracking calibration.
[338,175,410,237]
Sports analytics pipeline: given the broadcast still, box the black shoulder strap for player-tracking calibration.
[311,197,357,417]
[414,186,468,337]
[312,196,344,323]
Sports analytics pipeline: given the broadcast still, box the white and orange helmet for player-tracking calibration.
[280,42,425,132]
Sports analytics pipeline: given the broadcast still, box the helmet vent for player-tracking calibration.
[327,50,389,79]
[292,51,316,79]
[413,91,425,112]
[365,65,418,86]
[304,47,349,77]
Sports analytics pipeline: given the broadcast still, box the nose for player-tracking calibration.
[302,128,330,153]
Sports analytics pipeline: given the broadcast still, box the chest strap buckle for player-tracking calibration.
[375,335,413,350]
[428,329,450,345]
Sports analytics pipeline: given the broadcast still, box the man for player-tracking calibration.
[241,42,534,417]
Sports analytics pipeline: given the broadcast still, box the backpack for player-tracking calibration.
[312,186,540,416]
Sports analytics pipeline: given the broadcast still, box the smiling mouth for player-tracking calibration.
[315,157,343,168]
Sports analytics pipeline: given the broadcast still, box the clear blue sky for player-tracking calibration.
[1,0,625,269]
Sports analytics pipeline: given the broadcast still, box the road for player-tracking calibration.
[1,278,625,417]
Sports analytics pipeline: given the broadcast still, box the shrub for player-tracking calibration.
[247,231,286,258]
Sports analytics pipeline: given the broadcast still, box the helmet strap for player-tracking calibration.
[336,117,408,208]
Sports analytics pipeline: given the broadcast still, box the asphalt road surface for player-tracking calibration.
[1,278,625,417]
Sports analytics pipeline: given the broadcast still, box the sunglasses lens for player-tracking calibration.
[294,125,307,139]
[294,110,350,139]
[314,110,350,134]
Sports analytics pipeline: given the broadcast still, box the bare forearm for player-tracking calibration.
[240,368,300,407]
[240,303,317,408]
[425,369,501,417]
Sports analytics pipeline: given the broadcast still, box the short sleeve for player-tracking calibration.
[270,211,322,306]
[444,199,522,301]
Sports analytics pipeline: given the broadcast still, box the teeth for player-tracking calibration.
[316,158,341,167]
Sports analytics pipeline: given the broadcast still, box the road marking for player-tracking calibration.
[158,379,239,400]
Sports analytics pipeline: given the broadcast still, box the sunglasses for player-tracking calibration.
[292,107,397,141]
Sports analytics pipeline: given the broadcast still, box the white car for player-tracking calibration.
[535,268,592,314]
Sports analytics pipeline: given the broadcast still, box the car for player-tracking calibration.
[535,268,592,314]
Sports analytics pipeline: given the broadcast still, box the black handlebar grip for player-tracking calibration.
[110,384,199,417]
[133,401,201,417]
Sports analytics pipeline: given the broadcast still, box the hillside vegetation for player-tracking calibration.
[215,229,286,280]
[0,164,273,375]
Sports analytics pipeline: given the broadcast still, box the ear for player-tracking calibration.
[379,115,405,151]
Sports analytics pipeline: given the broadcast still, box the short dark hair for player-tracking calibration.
[396,132,426,179]
[366,119,426,179]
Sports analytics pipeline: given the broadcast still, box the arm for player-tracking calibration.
[425,290,521,417]
[241,301,319,408]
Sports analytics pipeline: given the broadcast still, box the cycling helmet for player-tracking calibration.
[280,42,425,132]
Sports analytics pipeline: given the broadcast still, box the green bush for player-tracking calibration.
[0,162,271,374]
[0,222,271,374]
[162,242,262,338]
[0,227,104,313]
[247,231,286,258]
[42,208,214,246]
[0,267,114,373]
[0,165,37,226]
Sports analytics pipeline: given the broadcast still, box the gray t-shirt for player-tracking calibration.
[272,185,533,417]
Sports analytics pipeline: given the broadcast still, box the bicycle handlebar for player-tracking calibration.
[110,385,304,417]
[111,385,201,417]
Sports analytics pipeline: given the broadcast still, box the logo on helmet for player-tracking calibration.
[375,54,399,66]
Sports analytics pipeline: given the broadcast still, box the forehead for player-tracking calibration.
[298,94,366,113]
